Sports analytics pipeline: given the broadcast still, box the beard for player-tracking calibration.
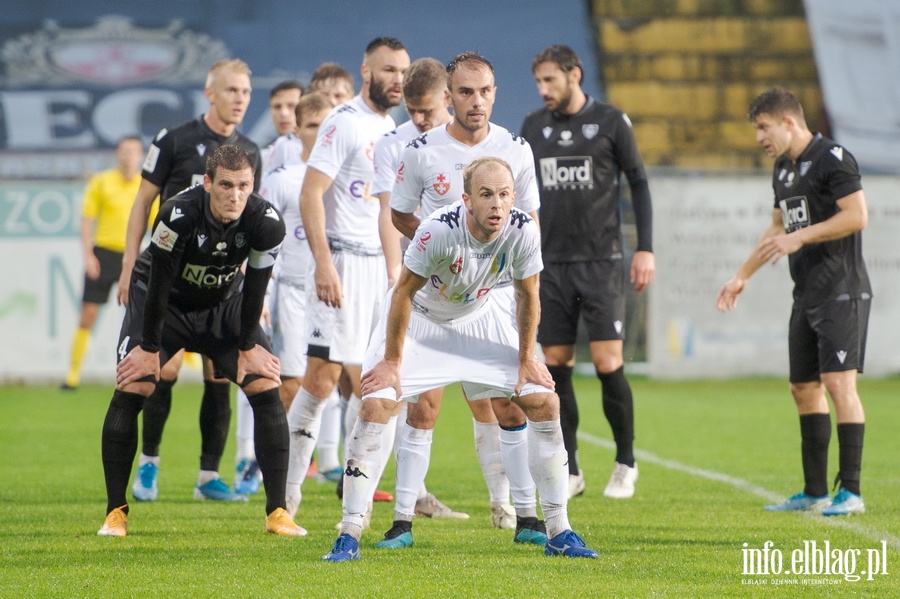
[368,76,400,112]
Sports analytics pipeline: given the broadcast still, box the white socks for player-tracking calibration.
[499,424,538,517]
[394,420,433,519]
[473,420,511,506]
[527,418,570,537]
[285,388,328,502]
[316,389,342,472]
[340,418,385,539]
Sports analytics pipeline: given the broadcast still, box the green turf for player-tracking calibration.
[1,377,898,597]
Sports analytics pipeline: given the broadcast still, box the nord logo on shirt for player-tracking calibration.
[779,196,810,232]
[539,156,593,189]
[182,263,240,288]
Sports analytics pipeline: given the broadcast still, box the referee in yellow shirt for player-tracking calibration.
[63,136,154,389]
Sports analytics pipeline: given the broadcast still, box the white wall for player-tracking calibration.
[649,175,900,378]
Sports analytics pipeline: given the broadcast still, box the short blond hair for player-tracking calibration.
[206,59,252,88]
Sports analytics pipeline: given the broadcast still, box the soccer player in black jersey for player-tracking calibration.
[118,59,263,503]
[521,45,654,500]
[718,88,871,516]
[98,145,304,537]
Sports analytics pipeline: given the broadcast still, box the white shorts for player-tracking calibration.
[306,250,386,364]
[363,291,551,402]
[271,278,307,377]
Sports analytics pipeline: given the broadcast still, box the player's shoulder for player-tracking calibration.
[150,118,196,145]
[489,122,530,149]
[159,186,204,223]
[231,130,261,154]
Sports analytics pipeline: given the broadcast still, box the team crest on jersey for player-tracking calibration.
[799,161,812,177]
[235,233,246,248]
[196,143,206,156]
[542,126,553,139]
[490,253,507,274]
[449,257,463,275]
[365,140,375,162]
[432,173,451,196]
[558,131,573,146]
[582,124,599,139]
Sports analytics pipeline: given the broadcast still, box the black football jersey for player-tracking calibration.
[772,133,871,305]
[141,117,262,202]
[521,96,649,262]
[133,184,284,313]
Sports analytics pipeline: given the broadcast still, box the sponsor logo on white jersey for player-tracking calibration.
[539,156,593,190]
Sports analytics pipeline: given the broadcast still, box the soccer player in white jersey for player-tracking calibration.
[287,37,410,525]
[260,81,304,173]
[323,158,598,562]
[372,57,472,522]
[388,52,544,539]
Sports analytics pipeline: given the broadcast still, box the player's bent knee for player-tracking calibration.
[117,380,156,397]
[491,398,526,428]
[358,397,396,425]
[242,376,279,396]
[513,391,559,421]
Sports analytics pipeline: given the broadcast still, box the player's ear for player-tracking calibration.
[203,174,213,192]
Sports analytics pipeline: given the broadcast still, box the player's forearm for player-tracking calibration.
[378,192,404,282]
[391,209,420,240]
[299,189,332,265]
[140,251,177,351]
[123,185,158,266]
[239,267,271,350]
[79,217,95,260]
[737,222,782,280]
[792,192,867,246]
[630,179,653,252]
[383,288,412,363]
[514,279,540,362]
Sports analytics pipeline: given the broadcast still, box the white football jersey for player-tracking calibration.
[307,95,395,252]
[263,133,303,174]
[372,119,420,196]
[405,200,542,322]
[391,122,540,217]
[260,162,309,281]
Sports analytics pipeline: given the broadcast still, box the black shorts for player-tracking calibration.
[117,278,272,384]
[82,247,123,304]
[788,297,871,383]
[537,259,625,346]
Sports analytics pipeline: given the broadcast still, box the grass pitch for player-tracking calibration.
[1,376,898,597]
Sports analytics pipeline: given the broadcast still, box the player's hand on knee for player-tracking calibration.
[361,360,401,399]
[515,357,555,395]
[237,345,281,385]
[116,346,160,387]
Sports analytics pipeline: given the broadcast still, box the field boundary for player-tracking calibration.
[579,431,900,550]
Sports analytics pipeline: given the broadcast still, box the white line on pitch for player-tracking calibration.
[578,431,900,551]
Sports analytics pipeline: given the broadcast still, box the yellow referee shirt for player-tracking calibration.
[81,169,157,252]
